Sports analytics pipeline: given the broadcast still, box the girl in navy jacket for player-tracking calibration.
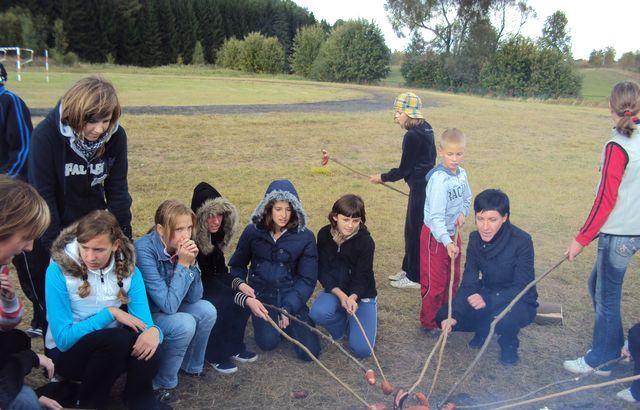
[229,180,320,361]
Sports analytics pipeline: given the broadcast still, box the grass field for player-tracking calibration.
[13,69,640,409]
[7,66,370,108]
[578,68,640,102]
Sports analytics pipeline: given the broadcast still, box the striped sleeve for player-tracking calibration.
[2,92,32,179]
[0,295,23,331]
[576,142,628,246]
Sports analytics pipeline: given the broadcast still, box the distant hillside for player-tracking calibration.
[580,68,640,101]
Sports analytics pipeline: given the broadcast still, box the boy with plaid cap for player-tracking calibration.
[370,92,436,289]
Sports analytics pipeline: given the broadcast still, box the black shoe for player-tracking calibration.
[154,389,176,404]
[178,369,206,378]
[468,334,486,349]
[500,345,519,366]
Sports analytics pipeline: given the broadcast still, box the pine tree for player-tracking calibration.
[62,0,104,62]
[156,0,178,65]
[137,0,162,66]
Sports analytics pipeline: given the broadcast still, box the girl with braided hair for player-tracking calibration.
[44,210,168,410]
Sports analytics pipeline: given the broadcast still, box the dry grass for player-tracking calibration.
[17,80,640,409]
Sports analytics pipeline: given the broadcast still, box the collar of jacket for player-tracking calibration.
[149,230,174,262]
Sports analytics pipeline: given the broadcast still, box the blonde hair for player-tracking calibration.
[438,128,466,149]
[153,200,196,245]
[61,75,121,140]
[610,81,640,137]
[0,175,50,242]
[75,210,131,303]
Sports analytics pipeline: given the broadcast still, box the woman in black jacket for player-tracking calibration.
[370,92,436,289]
[191,182,268,374]
[20,75,132,337]
[309,194,378,358]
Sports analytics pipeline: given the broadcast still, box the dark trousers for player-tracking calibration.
[251,289,320,362]
[203,287,250,364]
[49,328,159,409]
[404,179,427,282]
[13,239,49,330]
[436,300,535,349]
[628,323,640,399]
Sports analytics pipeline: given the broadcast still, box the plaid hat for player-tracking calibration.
[393,92,423,119]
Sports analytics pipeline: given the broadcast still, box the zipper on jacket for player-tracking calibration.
[100,269,104,284]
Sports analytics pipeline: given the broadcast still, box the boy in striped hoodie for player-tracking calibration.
[419,129,472,335]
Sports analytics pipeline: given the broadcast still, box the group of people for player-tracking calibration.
[0,60,639,408]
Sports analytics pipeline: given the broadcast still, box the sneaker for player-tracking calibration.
[468,334,486,349]
[388,271,407,281]
[210,361,238,374]
[562,356,611,376]
[390,276,420,289]
[420,327,441,338]
[178,369,206,378]
[232,350,258,363]
[500,345,519,366]
[154,389,175,404]
[617,388,639,403]
[25,327,43,338]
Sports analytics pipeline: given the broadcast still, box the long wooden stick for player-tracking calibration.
[439,256,567,407]
[263,303,367,372]
[427,231,459,399]
[407,331,446,395]
[263,314,371,408]
[493,373,640,409]
[455,356,624,409]
[352,312,387,382]
[331,157,410,197]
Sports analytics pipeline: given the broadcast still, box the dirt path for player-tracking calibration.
[30,89,438,116]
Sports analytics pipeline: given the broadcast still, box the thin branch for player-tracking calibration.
[440,256,567,407]
[263,303,367,372]
[329,156,409,197]
[352,312,387,382]
[407,331,445,395]
[263,313,371,408]
[456,356,624,409]
[493,373,640,410]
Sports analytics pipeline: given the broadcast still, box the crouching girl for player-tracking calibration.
[45,210,166,409]
[135,200,216,396]
[310,194,378,358]
[229,180,320,361]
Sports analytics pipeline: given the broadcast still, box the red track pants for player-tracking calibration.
[419,225,461,329]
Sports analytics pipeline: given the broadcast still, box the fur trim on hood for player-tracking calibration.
[50,222,136,279]
[250,179,307,232]
[194,197,238,255]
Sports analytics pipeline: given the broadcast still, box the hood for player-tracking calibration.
[53,102,120,159]
[250,179,307,232]
[50,222,136,279]
[191,182,238,255]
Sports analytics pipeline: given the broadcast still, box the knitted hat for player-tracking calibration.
[394,92,423,119]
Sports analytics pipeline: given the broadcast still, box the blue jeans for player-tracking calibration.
[585,234,639,368]
[152,299,217,389]
[7,386,39,410]
[310,292,378,358]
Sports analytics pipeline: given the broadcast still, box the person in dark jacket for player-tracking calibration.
[16,75,132,338]
[438,189,538,366]
[191,182,268,374]
[0,62,33,179]
[229,179,320,361]
[0,175,60,410]
[309,194,377,358]
[370,92,436,289]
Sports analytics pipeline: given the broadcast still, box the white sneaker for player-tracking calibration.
[388,271,407,281]
[617,388,638,402]
[563,356,611,376]
[389,276,420,289]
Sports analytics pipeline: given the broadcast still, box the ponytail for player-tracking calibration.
[77,263,91,298]
[114,249,129,304]
[610,81,640,138]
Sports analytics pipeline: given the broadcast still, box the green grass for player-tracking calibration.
[13,69,640,409]
[381,65,404,87]
[7,67,371,108]
[579,67,640,101]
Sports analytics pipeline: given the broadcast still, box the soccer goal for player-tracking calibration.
[0,47,50,82]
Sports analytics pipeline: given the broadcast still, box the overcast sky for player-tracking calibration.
[293,1,635,60]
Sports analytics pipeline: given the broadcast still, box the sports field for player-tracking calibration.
[9,66,640,409]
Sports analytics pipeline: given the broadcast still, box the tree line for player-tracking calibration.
[0,0,315,67]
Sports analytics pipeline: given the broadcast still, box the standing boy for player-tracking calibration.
[419,128,471,335]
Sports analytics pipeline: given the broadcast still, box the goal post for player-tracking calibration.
[0,47,48,82]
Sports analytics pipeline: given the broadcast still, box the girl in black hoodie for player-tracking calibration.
[309,194,378,358]
[191,182,268,374]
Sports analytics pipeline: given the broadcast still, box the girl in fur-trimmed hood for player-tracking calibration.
[44,210,166,410]
[228,179,320,361]
[191,182,267,374]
